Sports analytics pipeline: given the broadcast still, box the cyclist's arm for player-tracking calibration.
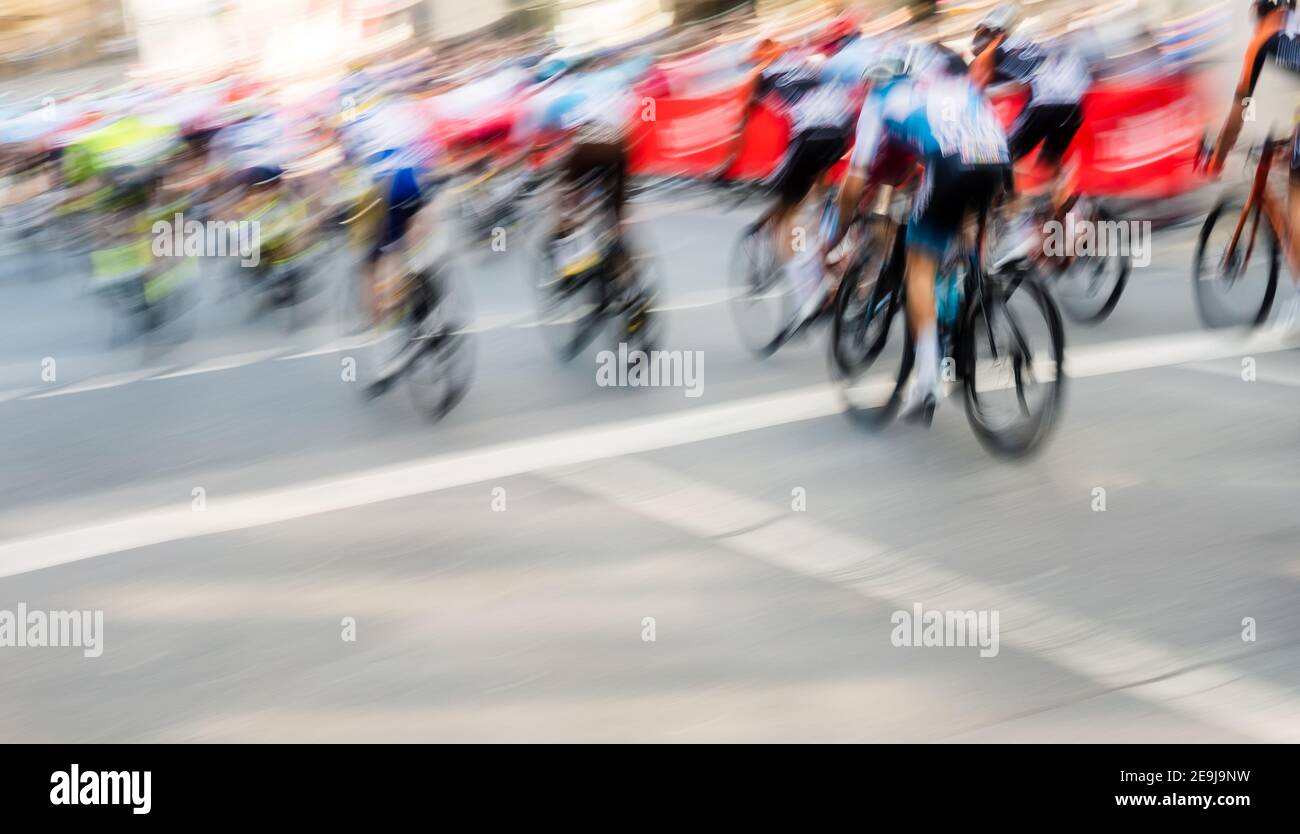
[1213,16,1285,171]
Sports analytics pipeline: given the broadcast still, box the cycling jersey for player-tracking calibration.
[987,35,1093,107]
[851,76,1009,170]
[850,76,1009,256]
[1238,9,1300,97]
[761,55,857,134]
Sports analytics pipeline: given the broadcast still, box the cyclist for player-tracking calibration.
[344,99,438,327]
[524,57,646,301]
[823,45,1010,422]
[755,47,861,329]
[970,3,1093,252]
[1206,0,1300,324]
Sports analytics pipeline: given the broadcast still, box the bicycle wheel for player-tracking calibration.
[621,250,664,357]
[1193,198,1279,329]
[727,222,793,357]
[828,224,911,428]
[1053,205,1129,324]
[405,263,475,421]
[533,239,608,362]
[961,266,1066,458]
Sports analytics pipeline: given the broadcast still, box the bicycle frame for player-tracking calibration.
[1223,136,1288,275]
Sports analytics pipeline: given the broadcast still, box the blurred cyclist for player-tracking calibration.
[825,44,1010,423]
[1206,0,1300,323]
[756,47,860,329]
[971,2,1093,252]
[364,160,431,324]
[527,56,645,299]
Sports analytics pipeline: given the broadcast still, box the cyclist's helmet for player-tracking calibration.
[973,3,1019,55]
[1255,0,1296,17]
[863,41,914,87]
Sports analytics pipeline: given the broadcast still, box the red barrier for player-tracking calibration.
[627,71,1207,199]
[986,75,1205,197]
[627,77,764,179]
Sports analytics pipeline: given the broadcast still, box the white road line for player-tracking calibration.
[0,384,841,578]
[1178,359,1300,388]
[0,326,1295,579]
[0,323,1294,405]
[24,368,169,399]
[0,386,37,403]
[1065,328,1298,379]
[149,349,286,380]
[547,457,1300,742]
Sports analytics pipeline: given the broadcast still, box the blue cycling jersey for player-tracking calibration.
[851,75,1008,171]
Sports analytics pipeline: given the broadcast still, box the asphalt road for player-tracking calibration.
[0,188,1298,742]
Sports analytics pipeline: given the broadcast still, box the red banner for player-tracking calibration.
[627,71,1207,199]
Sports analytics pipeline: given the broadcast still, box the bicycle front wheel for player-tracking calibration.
[1193,198,1279,329]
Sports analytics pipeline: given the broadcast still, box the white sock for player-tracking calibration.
[789,249,825,321]
[915,322,940,396]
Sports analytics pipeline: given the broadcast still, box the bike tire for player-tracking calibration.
[727,222,792,358]
[1193,198,1279,329]
[1054,205,1130,324]
[961,267,1066,458]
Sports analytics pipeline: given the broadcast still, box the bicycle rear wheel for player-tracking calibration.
[1053,205,1129,324]
[533,240,609,361]
[961,266,1065,458]
[405,263,475,421]
[828,224,911,428]
[1193,198,1279,329]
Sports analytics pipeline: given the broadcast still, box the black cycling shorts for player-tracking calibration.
[910,155,1009,258]
[564,138,628,224]
[1007,103,1083,168]
[775,126,849,209]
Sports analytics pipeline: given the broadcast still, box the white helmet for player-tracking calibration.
[976,2,1020,36]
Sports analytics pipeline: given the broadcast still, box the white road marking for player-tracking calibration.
[1179,358,1300,388]
[24,368,169,399]
[149,349,285,380]
[547,457,1300,742]
[0,326,1295,579]
[0,386,37,403]
[0,320,1292,405]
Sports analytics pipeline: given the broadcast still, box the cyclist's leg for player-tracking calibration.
[904,159,958,412]
[1287,132,1300,284]
[771,131,815,262]
[1279,135,1300,328]
[783,129,851,323]
[1037,104,1084,217]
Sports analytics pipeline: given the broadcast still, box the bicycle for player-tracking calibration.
[533,171,661,363]
[828,202,1066,458]
[361,238,475,421]
[726,176,847,358]
[1193,134,1283,329]
[1014,191,1130,324]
